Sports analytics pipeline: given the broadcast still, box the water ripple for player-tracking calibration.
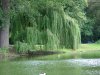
[66,59,100,67]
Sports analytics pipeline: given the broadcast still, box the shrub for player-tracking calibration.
[14,41,33,53]
[95,40,100,44]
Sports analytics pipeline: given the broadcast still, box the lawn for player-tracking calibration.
[31,44,100,60]
[0,44,100,60]
[79,44,100,51]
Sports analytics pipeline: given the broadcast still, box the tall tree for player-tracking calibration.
[0,0,10,48]
[10,0,87,51]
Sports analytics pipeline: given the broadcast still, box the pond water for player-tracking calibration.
[0,57,100,75]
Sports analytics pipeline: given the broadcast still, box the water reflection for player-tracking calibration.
[67,59,100,67]
[0,59,100,75]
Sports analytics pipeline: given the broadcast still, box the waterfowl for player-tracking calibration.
[39,73,46,75]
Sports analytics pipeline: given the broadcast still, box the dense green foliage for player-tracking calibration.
[9,0,87,52]
[0,0,88,52]
[81,0,100,43]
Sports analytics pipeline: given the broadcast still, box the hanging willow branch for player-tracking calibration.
[10,0,87,52]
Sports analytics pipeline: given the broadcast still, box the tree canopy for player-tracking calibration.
[0,0,88,52]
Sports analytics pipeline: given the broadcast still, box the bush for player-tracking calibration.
[95,40,100,44]
[14,41,33,53]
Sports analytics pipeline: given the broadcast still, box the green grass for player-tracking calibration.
[79,44,100,51]
[76,44,100,58]
[29,43,100,60]
[0,44,100,60]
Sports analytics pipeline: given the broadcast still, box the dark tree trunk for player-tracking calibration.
[0,0,10,48]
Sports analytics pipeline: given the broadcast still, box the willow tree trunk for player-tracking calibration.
[0,0,10,48]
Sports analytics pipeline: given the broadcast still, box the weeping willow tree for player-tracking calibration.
[10,0,87,52]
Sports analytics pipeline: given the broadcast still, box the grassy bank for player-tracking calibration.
[63,44,100,59]
[0,44,100,60]
[79,44,100,51]
[0,48,19,61]
[27,44,100,60]
[77,44,100,58]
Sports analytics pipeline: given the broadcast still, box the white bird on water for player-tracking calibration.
[39,73,46,75]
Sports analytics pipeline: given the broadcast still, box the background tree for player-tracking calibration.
[81,0,100,43]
